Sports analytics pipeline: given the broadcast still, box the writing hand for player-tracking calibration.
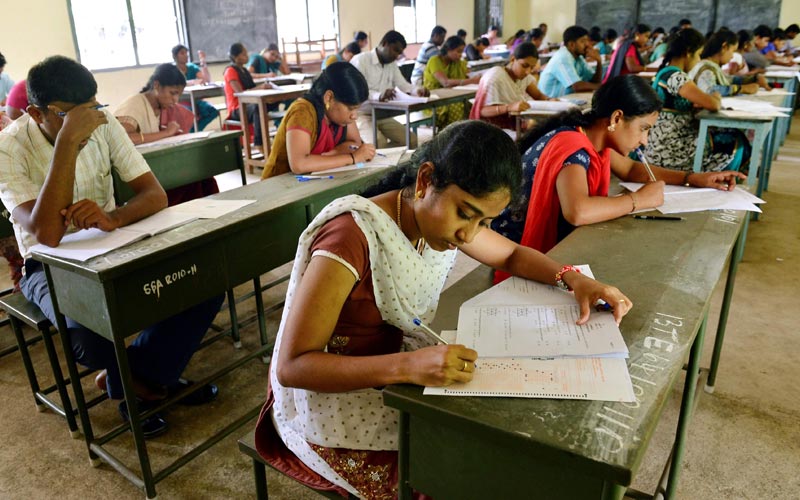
[380,89,397,101]
[406,344,478,386]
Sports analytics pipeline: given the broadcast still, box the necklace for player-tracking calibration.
[395,189,426,254]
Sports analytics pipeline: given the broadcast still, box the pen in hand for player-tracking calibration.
[635,147,658,182]
[412,318,449,345]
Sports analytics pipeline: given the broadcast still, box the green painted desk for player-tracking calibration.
[384,207,748,500]
[33,166,394,499]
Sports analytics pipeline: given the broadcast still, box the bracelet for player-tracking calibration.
[349,152,356,164]
[628,192,638,212]
[682,171,692,187]
[555,265,581,291]
[139,132,144,144]
[496,105,500,115]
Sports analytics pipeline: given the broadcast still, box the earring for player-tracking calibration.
[607,124,616,132]
[415,190,424,200]
[325,102,330,110]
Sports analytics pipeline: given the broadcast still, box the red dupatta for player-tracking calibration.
[310,116,346,155]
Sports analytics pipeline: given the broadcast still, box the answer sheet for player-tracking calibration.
[620,182,765,214]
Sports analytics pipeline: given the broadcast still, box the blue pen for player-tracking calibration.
[56,104,108,117]
[296,175,334,182]
[412,318,449,345]
[595,300,612,312]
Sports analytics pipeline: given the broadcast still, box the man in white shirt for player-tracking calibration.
[0,56,223,438]
[350,30,429,148]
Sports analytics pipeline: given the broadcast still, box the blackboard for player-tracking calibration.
[638,0,714,33]
[715,0,780,32]
[576,0,637,37]
[183,0,278,63]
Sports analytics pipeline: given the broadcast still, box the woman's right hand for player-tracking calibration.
[353,143,376,162]
[508,100,529,113]
[636,180,665,208]
[163,121,182,136]
[405,344,478,387]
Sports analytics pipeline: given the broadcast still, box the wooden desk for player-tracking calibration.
[34,165,394,499]
[384,206,748,499]
[113,131,246,204]
[368,88,477,147]
[235,84,311,173]
[467,57,508,73]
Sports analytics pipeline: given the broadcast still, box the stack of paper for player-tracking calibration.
[620,182,765,214]
[136,132,212,149]
[720,97,791,117]
[309,147,406,175]
[525,100,578,112]
[389,88,439,103]
[424,265,636,402]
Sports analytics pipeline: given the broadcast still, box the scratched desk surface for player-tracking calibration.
[384,206,745,494]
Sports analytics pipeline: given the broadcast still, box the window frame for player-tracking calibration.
[275,0,340,54]
[393,0,437,44]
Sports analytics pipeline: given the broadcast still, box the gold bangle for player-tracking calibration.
[628,192,638,212]
[139,132,144,144]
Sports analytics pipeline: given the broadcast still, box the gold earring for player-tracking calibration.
[325,102,330,110]
[607,124,616,132]
[415,190,423,200]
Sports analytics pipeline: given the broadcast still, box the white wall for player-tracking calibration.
[780,1,800,26]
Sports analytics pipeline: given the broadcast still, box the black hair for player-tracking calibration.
[635,24,651,35]
[141,63,186,93]
[737,29,753,48]
[475,37,490,47]
[518,75,662,153]
[563,25,589,44]
[171,44,189,59]
[512,29,525,39]
[380,30,407,49]
[659,28,705,70]
[267,43,280,52]
[342,41,361,56]
[653,27,666,35]
[439,36,467,57]
[305,62,368,144]
[590,31,602,43]
[679,19,692,26]
[786,24,800,35]
[539,23,548,29]
[669,26,680,35]
[590,26,601,35]
[489,25,499,32]
[772,28,787,41]
[229,42,246,63]
[0,52,5,68]
[701,29,738,59]
[354,31,368,42]
[27,56,97,108]
[431,25,447,38]
[528,28,544,41]
[513,42,538,60]
[604,29,618,41]
[457,29,468,38]
[361,121,522,204]
[705,30,715,41]
[753,25,772,39]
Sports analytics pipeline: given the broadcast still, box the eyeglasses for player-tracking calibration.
[55,104,108,117]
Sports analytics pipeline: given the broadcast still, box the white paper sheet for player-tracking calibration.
[309,147,406,174]
[423,355,635,402]
[390,88,439,103]
[169,199,256,219]
[135,132,212,148]
[525,100,577,112]
[755,88,795,96]
[621,182,765,214]
[123,208,197,235]
[720,97,791,114]
[453,84,480,91]
[30,228,145,262]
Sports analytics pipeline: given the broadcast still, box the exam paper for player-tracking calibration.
[30,228,146,262]
[423,356,635,402]
[169,199,256,219]
[525,100,577,112]
[310,147,406,175]
[621,182,765,214]
[135,132,212,148]
[391,88,438,103]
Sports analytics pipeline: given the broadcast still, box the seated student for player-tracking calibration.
[350,30,429,148]
[603,24,651,82]
[784,24,799,54]
[745,25,773,70]
[224,42,275,155]
[249,43,290,78]
[689,30,761,96]
[505,29,527,50]
[679,19,693,30]
[650,27,666,48]
[422,36,482,128]
[261,62,375,179]
[538,25,603,97]
[411,25,447,85]
[525,27,547,52]
[354,31,369,50]
[457,28,468,41]
[760,27,794,66]
[595,29,618,56]
[465,37,490,61]
[171,44,219,131]
[116,64,220,205]
[491,75,744,274]
[0,56,223,438]
[646,28,750,173]
[483,25,501,47]
[254,120,633,499]
[651,27,679,63]
[321,41,361,70]
[0,53,13,109]
[470,42,550,130]
[6,79,28,120]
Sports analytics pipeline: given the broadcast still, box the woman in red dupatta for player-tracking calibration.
[260,62,376,179]
[491,75,746,283]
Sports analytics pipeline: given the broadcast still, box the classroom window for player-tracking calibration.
[393,0,436,44]
[275,0,339,51]
[69,0,182,70]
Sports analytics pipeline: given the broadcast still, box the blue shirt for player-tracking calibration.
[248,54,283,74]
[538,46,596,97]
[184,62,201,80]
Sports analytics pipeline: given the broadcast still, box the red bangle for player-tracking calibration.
[555,265,581,291]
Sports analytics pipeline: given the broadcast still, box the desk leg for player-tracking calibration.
[705,215,748,393]
[601,482,626,500]
[405,109,411,148]
[240,102,253,174]
[226,289,242,349]
[430,106,437,139]
[397,411,412,500]
[692,121,709,173]
[665,314,707,500]
[372,108,379,146]
[190,94,199,132]
[253,276,267,349]
[761,123,777,193]
[751,124,771,221]
[516,115,521,140]
[259,100,270,158]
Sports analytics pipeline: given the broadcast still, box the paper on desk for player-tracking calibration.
[526,100,577,112]
[122,208,198,235]
[423,354,636,402]
[755,88,795,96]
[309,147,406,175]
[135,132,212,148]
[391,88,438,103]
[462,265,595,308]
[453,84,480,91]
[170,199,256,219]
[720,97,791,114]
[621,182,765,214]
[30,228,145,262]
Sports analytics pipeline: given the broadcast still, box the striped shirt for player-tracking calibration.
[0,110,151,258]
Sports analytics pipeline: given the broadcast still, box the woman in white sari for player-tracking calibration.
[255,120,632,499]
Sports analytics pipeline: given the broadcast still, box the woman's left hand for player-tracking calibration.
[567,272,632,325]
[688,171,746,191]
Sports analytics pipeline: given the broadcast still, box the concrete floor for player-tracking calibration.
[0,122,798,499]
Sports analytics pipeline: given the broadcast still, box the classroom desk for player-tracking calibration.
[764,69,799,147]
[512,91,594,137]
[235,84,311,173]
[466,56,508,73]
[384,205,748,500]
[368,87,477,147]
[112,131,246,203]
[33,165,395,499]
[181,83,225,131]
